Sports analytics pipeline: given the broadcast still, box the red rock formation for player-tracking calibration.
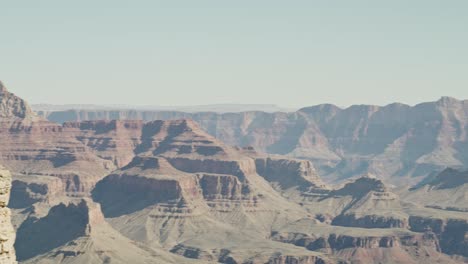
[0,83,116,193]
[38,96,468,185]
[64,120,144,167]
[2,82,466,263]
[254,157,328,191]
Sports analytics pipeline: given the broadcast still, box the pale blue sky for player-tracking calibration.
[1,1,467,107]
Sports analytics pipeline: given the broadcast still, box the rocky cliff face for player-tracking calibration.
[404,168,468,212]
[0,81,36,120]
[0,166,17,264]
[38,96,468,185]
[254,157,328,192]
[0,83,118,194]
[14,199,98,261]
[63,120,144,167]
[0,119,116,193]
[409,216,468,257]
[2,81,467,263]
[272,218,450,264]
[290,176,408,230]
[15,198,196,264]
[90,119,335,263]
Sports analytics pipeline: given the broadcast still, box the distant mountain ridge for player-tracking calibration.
[37,96,468,184]
[33,103,295,113]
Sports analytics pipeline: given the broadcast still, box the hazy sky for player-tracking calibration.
[1,1,467,108]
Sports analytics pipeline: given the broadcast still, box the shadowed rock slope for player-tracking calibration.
[16,199,198,264]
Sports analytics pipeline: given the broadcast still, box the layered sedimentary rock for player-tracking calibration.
[0,166,17,264]
[0,83,117,194]
[254,156,328,192]
[0,81,36,120]
[405,168,468,212]
[273,218,452,264]
[15,199,196,264]
[38,96,468,185]
[286,176,408,230]
[0,119,116,193]
[399,168,468,257]
[15,199,99,261]
[1,81,467,263]
[63,120,144,167]
[90,119,335,263]
[408,216,468,257]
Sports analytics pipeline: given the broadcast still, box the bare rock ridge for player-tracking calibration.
[90,119,335,264]
[63,120,144,167]
[37,94,468,185]
[404,168,468,212]
[290,176,408,229]
[1,81,467,263]
[0,166,17,264]
[329,177,407,229]
[254,156,328,191]
[15,199,97,261]
[0,81,36,120]
[2,82,333,263]
[15,199,192,264]
[0,83,117,195]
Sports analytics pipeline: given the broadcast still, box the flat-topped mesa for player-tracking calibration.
[0,166,17,264]
[0,81,37,121]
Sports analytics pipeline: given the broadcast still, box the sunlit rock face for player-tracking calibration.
[0,166,17,264]
[0,81,36,120]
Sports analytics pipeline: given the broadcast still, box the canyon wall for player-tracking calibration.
[37,96,468,184]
